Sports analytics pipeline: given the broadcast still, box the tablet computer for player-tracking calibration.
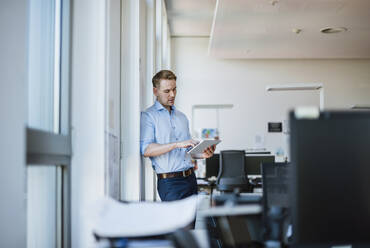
[187,139,221,155]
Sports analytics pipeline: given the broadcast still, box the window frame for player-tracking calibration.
[26,0,72,247]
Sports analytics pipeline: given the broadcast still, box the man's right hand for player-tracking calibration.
[176,139,199,149]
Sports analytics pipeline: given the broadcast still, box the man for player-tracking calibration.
[140,70,216,201]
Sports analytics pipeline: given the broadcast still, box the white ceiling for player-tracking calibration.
[165,0,370,59]
[165,0,216,37]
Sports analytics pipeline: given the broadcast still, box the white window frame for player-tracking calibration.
[26,0,72,247]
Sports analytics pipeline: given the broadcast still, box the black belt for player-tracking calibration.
[157,168,193,179]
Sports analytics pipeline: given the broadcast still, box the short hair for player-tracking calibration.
[152,70,177,88]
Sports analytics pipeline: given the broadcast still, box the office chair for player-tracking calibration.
[216,150,252,193]
[205,153,220,179]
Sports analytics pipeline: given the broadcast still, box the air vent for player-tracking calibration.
[320,27,347,34]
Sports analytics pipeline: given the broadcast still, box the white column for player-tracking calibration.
[121,0,142,201]
[71,0,107,246]
[0,0,28,247]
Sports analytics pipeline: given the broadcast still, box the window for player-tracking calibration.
[27,0,71,247]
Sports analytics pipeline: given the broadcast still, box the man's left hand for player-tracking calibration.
[202,145,216,159]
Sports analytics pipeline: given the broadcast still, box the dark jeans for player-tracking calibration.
[157,173,198,202]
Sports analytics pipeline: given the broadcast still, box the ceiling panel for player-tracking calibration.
[165,0,216,37]
[208,0,370,58]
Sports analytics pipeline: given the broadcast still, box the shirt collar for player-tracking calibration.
[154,100,176,112]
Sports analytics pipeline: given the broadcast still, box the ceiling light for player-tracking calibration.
[266,83,325,110]
[320,27,348,34]
[266,83,323,91]
[192,104,234,109]
[351,104,370,110]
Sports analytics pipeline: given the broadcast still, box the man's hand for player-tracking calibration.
[202,144,216,159]
[192,145,216,159]
[176,139,199,149]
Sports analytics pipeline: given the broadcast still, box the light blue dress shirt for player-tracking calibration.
[140,101,193,173]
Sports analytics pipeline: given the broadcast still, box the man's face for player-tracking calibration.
[154,79,177,109]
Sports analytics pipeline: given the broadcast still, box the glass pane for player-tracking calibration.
[27,0,62,247]
[28,0,60,132]
[27,166,61,248]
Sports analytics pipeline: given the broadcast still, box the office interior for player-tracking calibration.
[1,0,370,247]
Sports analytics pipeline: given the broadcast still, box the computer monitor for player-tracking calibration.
[205,153,219,179]
[290,111,370,247]
[245,155,275,176]
[261,162,290,209]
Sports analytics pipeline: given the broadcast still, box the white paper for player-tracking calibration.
[92,196,197,238]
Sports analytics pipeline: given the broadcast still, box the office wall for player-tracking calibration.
[0,0,27,247]
[71,0,106,247]
[171,38,370,157]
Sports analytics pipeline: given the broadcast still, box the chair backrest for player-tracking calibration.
[205,153,219,179]
[216,150,251,192]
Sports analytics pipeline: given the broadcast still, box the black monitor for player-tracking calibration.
[290,111,370,247]
[245,155,275,175]
[205,153,219,179]
[261,162,290,209]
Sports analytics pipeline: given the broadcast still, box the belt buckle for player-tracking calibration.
[182,170,186,177]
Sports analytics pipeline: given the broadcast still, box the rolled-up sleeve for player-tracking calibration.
[140,111,155,155]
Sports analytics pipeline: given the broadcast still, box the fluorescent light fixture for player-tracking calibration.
[266,83,323,91]
[351,104,370,110]
[192,104,234,109]
[266,83,324,110]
